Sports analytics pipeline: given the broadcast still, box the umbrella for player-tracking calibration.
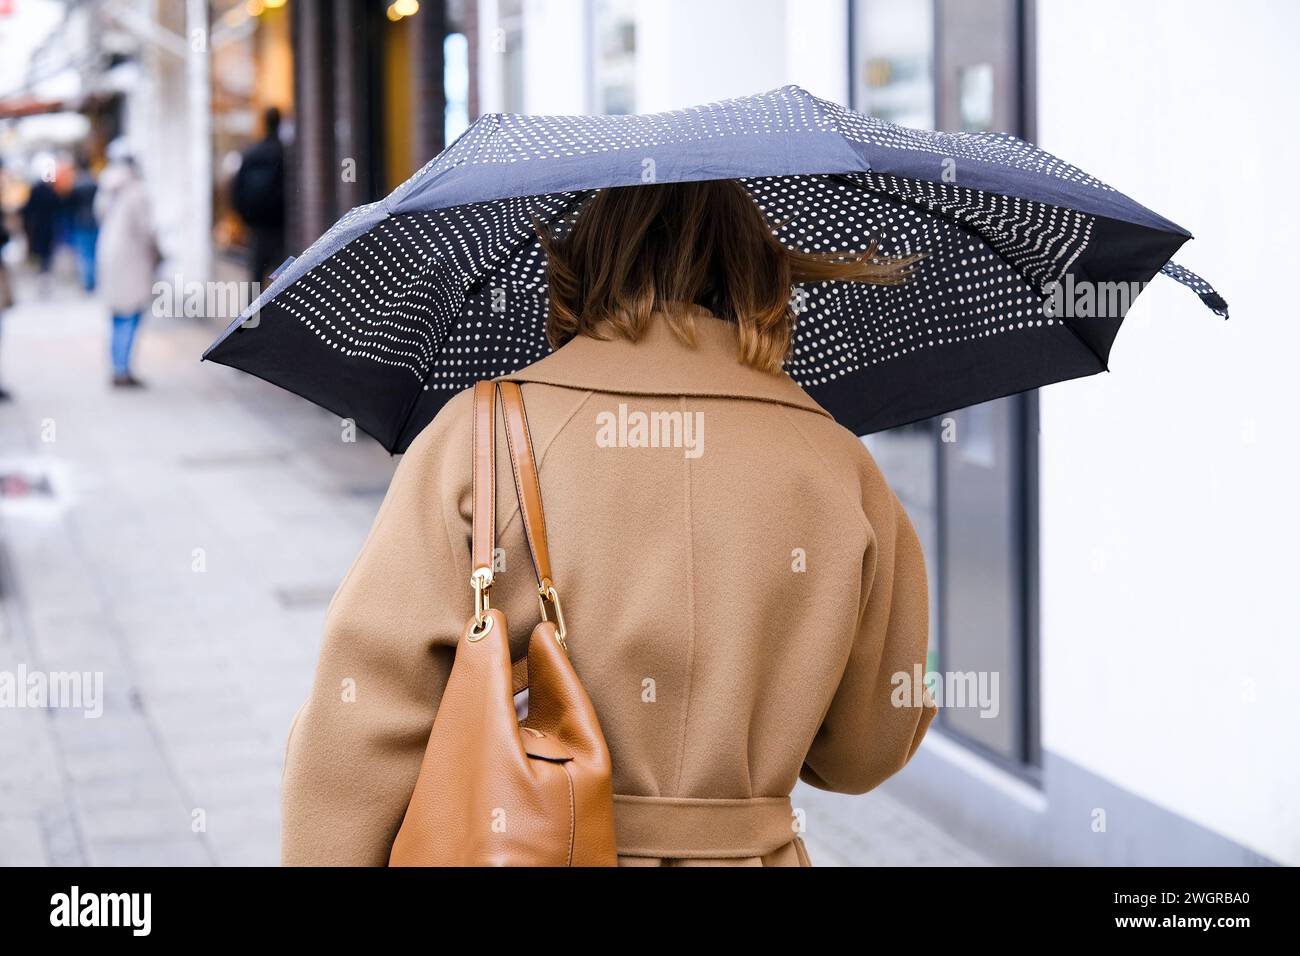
[203,85,1226,453]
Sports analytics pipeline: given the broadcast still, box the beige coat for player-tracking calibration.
[281,310,936,866]
[94,165,158,316]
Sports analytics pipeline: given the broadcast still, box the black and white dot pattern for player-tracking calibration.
[271,191,580,382]
[207,85,1226,451]
[268,171,1134,393]
[749,175,1061,385]
[1160,261,1229,317]
[393,85,1114,201]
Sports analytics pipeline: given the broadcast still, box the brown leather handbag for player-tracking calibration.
[389,380,618,866]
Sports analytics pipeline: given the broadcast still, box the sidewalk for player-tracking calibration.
[0,273,990,866]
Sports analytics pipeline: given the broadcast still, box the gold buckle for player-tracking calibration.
[471,566,494,630]
[536,577,568,650]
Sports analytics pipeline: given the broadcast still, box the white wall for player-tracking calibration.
[634,0,848,111]
[475,0,504,113]
[633,0,787,113]
[783,0,849,105]
[1035,0,1300,864]
[491,0,849,117]
[521,0,588,114]
[125,0,206,285]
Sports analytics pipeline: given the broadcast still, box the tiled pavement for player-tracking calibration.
[0,274,990,866]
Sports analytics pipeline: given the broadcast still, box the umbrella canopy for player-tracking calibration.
[203,85,1226,453]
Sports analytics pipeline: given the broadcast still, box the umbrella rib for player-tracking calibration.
[827,172,1110,372]
[387,190,594,452]
[203,87,1225,454]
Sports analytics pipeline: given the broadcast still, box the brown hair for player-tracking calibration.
[537,179,921,372]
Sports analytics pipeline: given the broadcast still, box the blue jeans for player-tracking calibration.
[72,225,98,291]
[111,312,142,377]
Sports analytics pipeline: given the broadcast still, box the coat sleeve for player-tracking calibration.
[280,392,474,866]
[799,457,937,795]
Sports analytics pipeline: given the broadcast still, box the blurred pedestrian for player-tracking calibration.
[0,162,13,402]
[68,155,99,292]
[232,106,286,287]
[21,164,61,289]
[95,144,160,388]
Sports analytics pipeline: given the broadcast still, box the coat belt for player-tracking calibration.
[612,794,796,860]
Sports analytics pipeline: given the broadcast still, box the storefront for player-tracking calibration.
[851,0,1041,777]
[211,0,294,278]
[286,0,470,256]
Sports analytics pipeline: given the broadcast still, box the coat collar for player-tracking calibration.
[500,308,833,420]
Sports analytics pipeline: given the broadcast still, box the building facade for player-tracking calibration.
[470,0,1292,866]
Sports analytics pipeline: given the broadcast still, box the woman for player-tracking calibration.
[0,169,12,402]
[95,147,158,388]
[281,179,937,866]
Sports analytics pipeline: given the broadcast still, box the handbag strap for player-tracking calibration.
[469,381,497,626]
[499,381,567,646]
[469,379,567,645]
[497,381,553,588]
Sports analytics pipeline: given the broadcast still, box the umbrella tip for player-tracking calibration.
[1203,292,1230,318]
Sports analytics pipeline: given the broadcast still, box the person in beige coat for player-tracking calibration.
[95,146,159,387]
[281,179,937,866]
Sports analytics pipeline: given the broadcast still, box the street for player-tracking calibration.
[0,271,991,866]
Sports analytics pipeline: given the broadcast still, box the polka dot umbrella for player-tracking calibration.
[202,85,1226,453]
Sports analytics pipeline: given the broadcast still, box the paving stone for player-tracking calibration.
[0,818,49,866]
